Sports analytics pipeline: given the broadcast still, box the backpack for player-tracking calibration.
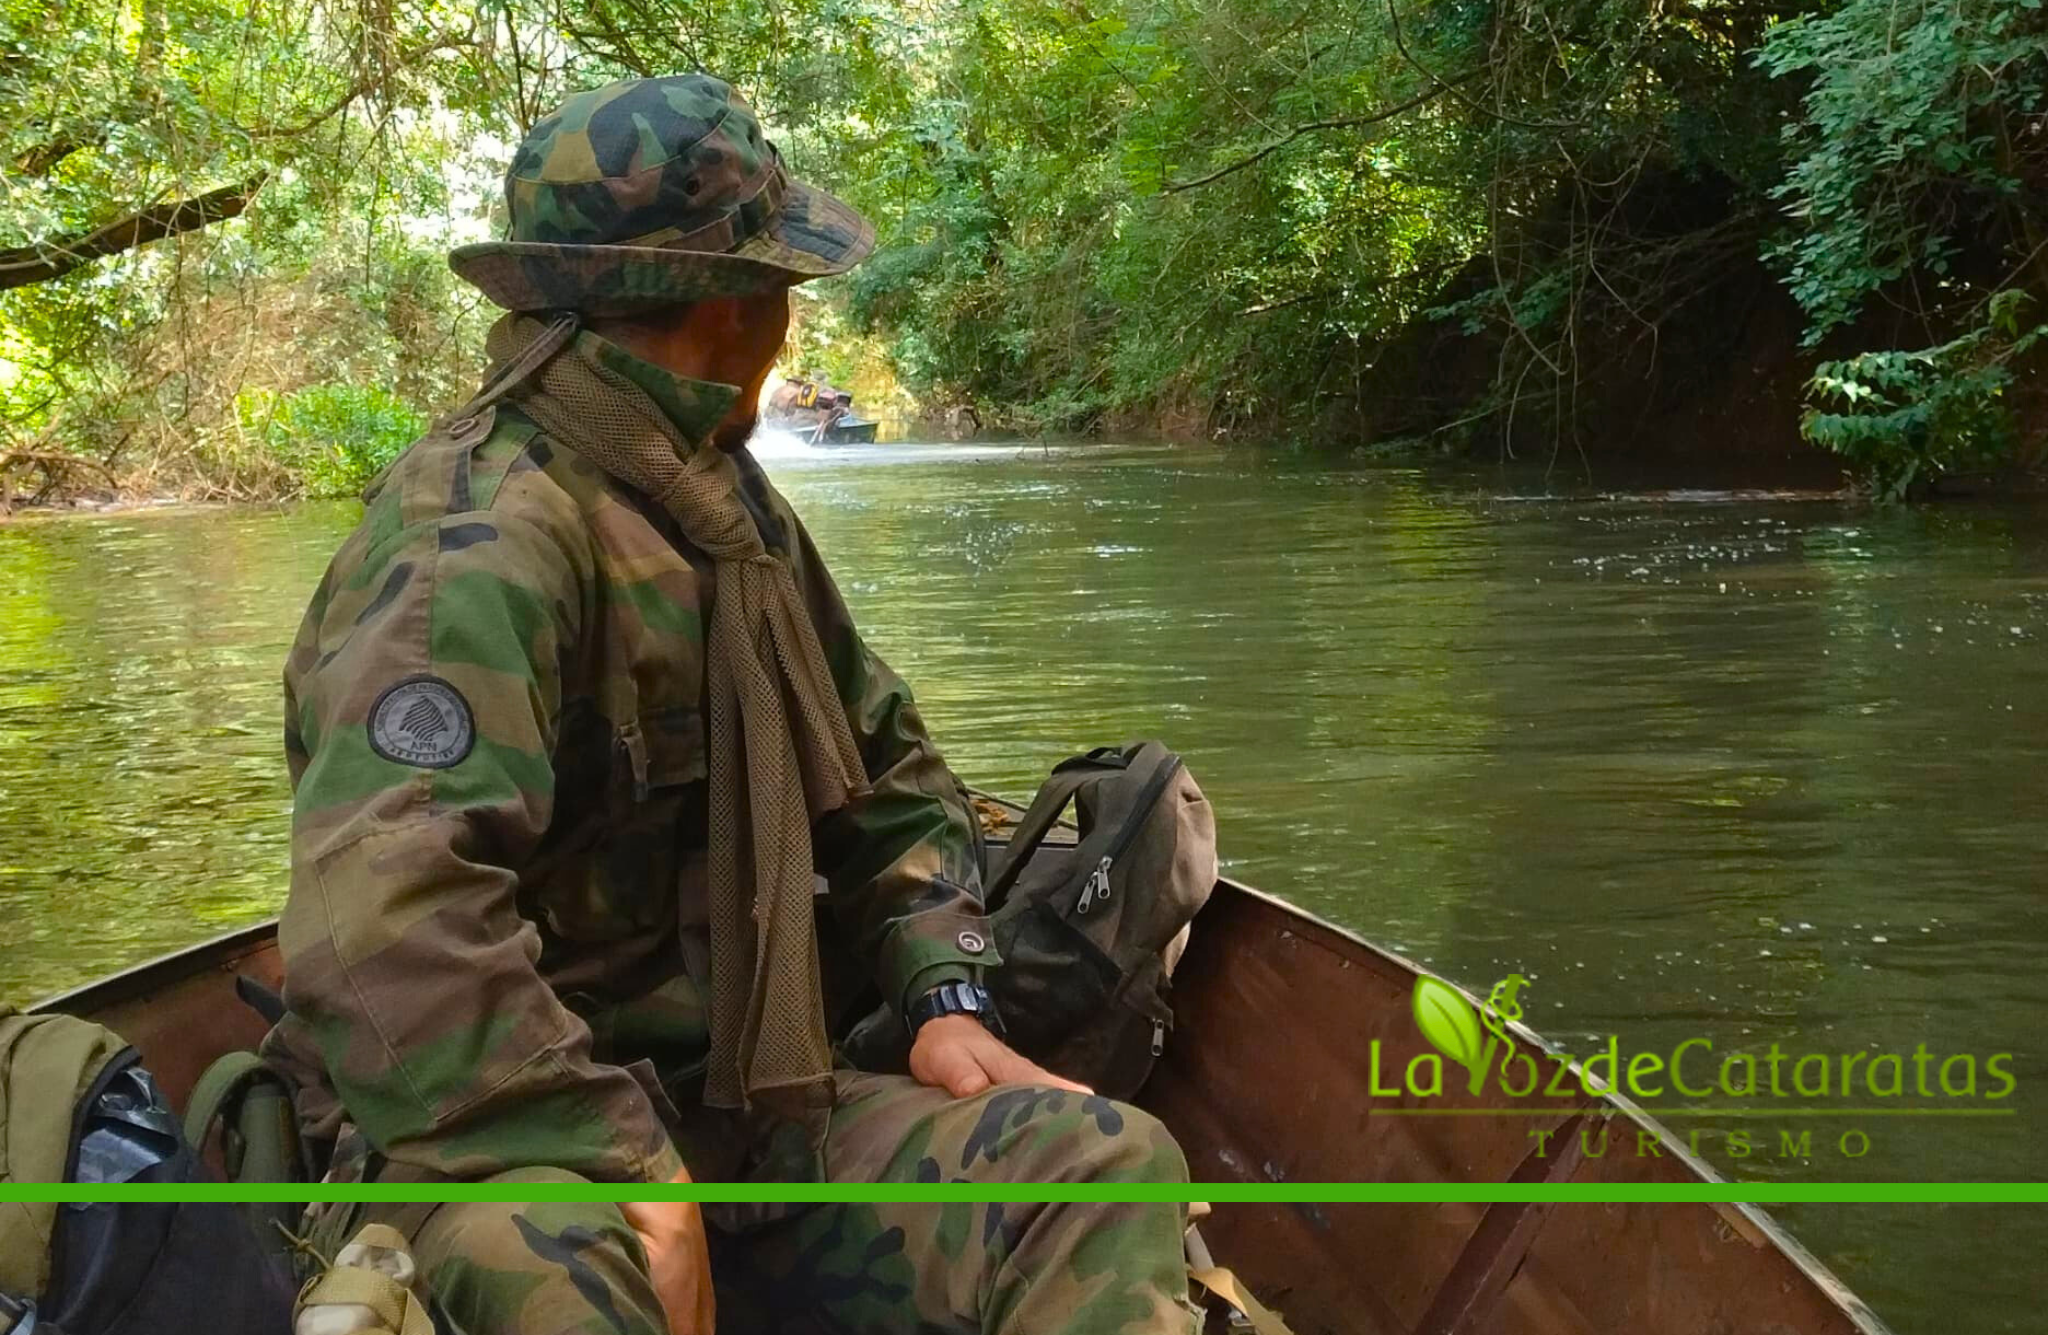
[844,741,1216,1097]
[0,1006,296,1335]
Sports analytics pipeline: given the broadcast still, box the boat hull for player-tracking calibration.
[817,418,878,445]
[1146,881,1888,1334]
[32,826,1889,1335]
[761,413,880,446]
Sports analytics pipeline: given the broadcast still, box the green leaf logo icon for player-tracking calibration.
[1412,975,1486,1081]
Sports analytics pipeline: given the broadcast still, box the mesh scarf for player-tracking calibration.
[480,312,866,1125]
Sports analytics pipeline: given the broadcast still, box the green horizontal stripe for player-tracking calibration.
[2,1183,2044,1204]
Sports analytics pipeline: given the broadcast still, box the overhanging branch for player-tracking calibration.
[1161,75,1477,194]
[0,178,264,290]
[15,132,97,178]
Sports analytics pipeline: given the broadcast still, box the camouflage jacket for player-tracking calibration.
[262,336,994,1184]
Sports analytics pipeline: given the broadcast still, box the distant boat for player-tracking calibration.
[811,414,878,446]
[32,790,1891,1335]
[766,375,880,446]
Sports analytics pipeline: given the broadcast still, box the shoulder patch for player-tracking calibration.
[368,675,476,769]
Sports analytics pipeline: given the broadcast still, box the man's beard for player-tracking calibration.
[711,410,758,453]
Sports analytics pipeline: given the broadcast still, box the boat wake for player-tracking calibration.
[744,427,1045,466]
[746,425,823,459]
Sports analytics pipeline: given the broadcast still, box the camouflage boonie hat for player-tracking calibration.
[449,75,875,315]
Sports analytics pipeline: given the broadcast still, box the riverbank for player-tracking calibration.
[1082,248,2048,501]
[0,491,215,520]
[8,390,2047,516]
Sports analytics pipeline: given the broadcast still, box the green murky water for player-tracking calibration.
[2,441,2042,1328]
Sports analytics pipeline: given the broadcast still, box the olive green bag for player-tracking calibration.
[843,741,1216,1097]
[0,1005,129,1301]
[1,1005,298,1335]
[976,742,1216,1096]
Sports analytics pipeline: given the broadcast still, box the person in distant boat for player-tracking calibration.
[263,74,1201,1335]
[768,370,858,442]
[812,393,849,446]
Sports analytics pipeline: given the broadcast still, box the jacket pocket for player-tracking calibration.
[541,708,708,944]
[614,707,706,801]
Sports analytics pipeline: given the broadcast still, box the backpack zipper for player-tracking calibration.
[1077,856,1113,914]
[1075,754,1184,914]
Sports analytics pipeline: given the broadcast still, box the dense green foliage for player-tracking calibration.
[0,0,528,498]
[2,0,2044,500]
[1760,0,2048,494]
[1804,291,2047,499]
[1761,0,2048,344]
[237,382,427,497]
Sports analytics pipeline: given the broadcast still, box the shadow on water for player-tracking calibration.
[2,441,2042,1330]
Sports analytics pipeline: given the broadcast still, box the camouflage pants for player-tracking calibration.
[307,1073,1200,1335]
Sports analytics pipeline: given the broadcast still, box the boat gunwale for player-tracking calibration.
[1186,875,1895,1335]
[31,918,279,1019]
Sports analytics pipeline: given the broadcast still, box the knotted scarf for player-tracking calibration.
[474,312,866,1126]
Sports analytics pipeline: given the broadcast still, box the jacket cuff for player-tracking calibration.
[879,909,1001,1015]
[903,962,977,1005]
[621,1057,689,1183]
[641,1136,687,1184]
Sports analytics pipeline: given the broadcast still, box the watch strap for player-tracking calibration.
[905,980,1005,1038]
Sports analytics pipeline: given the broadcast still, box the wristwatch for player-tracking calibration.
[905,980,1005,1038]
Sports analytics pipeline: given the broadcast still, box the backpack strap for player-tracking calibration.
[983,767,1097,908]
[183,1052,307,1183]
[0,1291,42,1335]
[295,1225,436,1335]
[1186,1223,1296,1335]
[985,744,1185,908]
[1188,1265,1296,1335]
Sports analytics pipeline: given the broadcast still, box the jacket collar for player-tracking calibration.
[575,328,742,452]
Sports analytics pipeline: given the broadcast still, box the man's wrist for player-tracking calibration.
[905,979,1005,1039]
[878,902,1001,1014]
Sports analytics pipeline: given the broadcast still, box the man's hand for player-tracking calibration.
[620,1167,714,1335]
[908,1014,1094,1099]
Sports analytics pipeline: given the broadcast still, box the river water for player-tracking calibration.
[2,440,2041,1328]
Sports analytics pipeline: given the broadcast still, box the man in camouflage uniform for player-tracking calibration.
[264,74,1200,1335]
